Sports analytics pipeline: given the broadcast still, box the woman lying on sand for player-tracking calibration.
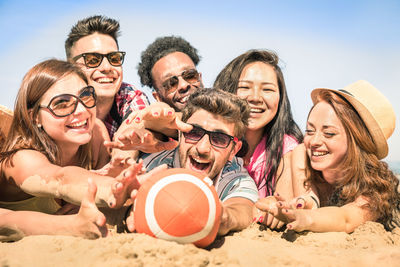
[0,59,166,238]
[257,80,400,233]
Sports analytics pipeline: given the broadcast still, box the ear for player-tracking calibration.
[152,91,162,102]
[228,140,242,161]
[198,72,204,87]
[28,109,40,125]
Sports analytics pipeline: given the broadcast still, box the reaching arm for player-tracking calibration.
[291,144,308,196]
[0,179,107,242]
[3,150,148,208]
[261,195,375,233]
[218,197,254,235]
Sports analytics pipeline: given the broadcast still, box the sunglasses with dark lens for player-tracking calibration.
[72,51,126,68]
[39,86,97,117]
[161,69,200,93]
[183,125,239,148]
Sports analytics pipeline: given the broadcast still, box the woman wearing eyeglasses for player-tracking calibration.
[214,50,303,229]
[0,59,165,237]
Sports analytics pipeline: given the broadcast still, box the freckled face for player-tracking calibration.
[304,101,348,184]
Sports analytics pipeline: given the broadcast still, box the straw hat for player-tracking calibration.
[311,80,396,159]
[0,105,13,145]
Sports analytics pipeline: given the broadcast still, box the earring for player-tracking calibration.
[37,123,43,129]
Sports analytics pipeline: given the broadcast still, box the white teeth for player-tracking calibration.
[96,77,114,83]
[192,157,208,164]
[181,96,189,102]
[250,107,264,113]
[312,151,328,156]
[69,120,87,128]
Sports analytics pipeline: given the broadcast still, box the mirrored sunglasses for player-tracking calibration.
[72,51,126,68]
[39,86,96,117]
[161,69,200,93]
[183,125,238,148]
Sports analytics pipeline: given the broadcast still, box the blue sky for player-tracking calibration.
[1,0,399,163]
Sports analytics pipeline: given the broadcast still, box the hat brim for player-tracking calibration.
[311,88,388,159]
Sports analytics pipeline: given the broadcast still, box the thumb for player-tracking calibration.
[85,178,97,204]
[175,119,193,133]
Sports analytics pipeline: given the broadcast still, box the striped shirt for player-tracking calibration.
[141,148,259,203]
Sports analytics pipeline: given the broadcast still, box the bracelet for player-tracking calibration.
[310,195,320,209]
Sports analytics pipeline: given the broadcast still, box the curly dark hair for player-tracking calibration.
[137,36,201,89]
[65,15,121,59]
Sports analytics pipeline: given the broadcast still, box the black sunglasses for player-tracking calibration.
[183,125,238,148]
[161,69,200,93]
[72,51,126,68]
[39,86,96,117]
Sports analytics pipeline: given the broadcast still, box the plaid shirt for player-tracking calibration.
[104,82,150,139]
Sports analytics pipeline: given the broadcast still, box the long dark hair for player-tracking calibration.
[214,49,303,194]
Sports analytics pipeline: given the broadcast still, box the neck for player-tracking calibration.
[96,96,114,121]
[59,145,80,166]
[244,129,264,157]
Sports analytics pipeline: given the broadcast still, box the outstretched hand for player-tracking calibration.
[123,164,169,233]
[73,178,108,239]
[254,194,287,229]
[108,161,169,209]
[104,127,179,153]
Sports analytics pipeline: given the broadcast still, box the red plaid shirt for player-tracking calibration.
[104,82,150,138]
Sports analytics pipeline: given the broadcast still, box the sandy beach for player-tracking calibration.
[1,221,399,267]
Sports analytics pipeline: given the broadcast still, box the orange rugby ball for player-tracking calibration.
[134,168,222,248]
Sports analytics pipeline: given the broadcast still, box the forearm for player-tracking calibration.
[218,198,253,235]
[20,167,115,207]
[297,206,365,233]
[0,210,78,242]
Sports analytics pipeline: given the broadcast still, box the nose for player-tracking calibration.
[247,86,262,103]
[195,134,212,155]
[310,132,323,146]
[98,56,113,72]
[176,76,191,94]
[73,100,87,115]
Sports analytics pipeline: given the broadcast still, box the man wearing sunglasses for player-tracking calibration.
[138,36,204,112]
[65,15,150,139]
[141,89,258,235]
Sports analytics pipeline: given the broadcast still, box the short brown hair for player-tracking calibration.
[181,88,249,139]
[65,15,120,59]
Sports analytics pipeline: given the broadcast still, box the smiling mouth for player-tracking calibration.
[189,155,211,171]
[94,77,115,84]
[312,151,329,157]
[177,95,189,104]
[67,119,88,129]
[250,107,265,114]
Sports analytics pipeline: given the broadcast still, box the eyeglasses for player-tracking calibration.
[39,86,96,117]
[72,51,126,68]
[161,69,200,93]
[183,125,239,148]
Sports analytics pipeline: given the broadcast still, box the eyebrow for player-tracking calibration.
[191,123,230,135]
[238,80,277,87]
[307,121,339,130]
